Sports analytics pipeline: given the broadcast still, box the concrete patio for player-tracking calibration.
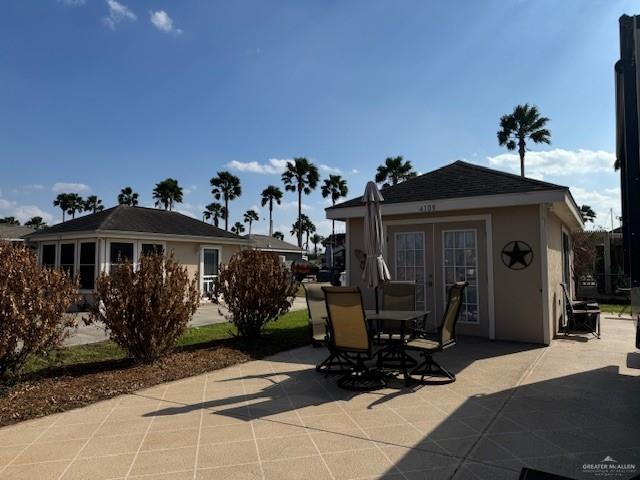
[1,316,638,480]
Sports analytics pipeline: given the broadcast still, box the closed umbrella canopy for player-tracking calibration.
[362,181,391,290]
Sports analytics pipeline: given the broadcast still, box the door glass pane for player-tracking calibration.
[79,243,96,290]
[110,242,134,264]
[42,244,56,266]
[394,232,425,311]
[60,243,75,278]
[204,249,219,276]
[443,230,479,323]
[141,243,164,256]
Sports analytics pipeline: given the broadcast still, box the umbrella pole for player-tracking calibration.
[375,286,379,314]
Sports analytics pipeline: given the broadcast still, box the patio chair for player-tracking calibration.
[376,281,419,368]
[303,283,350,374]
[560,283,600,338]
[403,281,468,385]
[322,286,386,390]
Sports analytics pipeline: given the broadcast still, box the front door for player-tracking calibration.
[201,247,220,295]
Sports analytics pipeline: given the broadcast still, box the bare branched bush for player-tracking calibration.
[91,252,199,362]
[214,249,298,339]
[0,243,79,377]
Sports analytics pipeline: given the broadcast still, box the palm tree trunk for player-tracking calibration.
[224,197,229,231]
[62,210,66,222]
[297,187,302,248]
[518,137,526,177]
[331,200,336,270]
[268,199,273,237]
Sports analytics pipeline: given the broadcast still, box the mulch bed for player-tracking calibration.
[0,337,307,428]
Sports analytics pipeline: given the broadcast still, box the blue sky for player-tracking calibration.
[0,0,634,241]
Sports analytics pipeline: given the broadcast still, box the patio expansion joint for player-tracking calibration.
[449,343,552,479]
[240,370,266,480]
[123,383,172,479]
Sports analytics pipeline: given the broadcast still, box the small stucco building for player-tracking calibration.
[0,224,35,245]
[326,161,584,345]
[247,234,304,266]
[25,205,249,301]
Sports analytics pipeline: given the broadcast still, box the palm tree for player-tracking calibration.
[375,156,417,187]
[273,231,284,241]
[497,103,551,177]
[281,158,319,248]
[243,209,259,235]
[231,221,245,235]
[580,205,596,224]
[84,195,104,213]
[210,171,241,231]
[53,193,72,222]
[153,178,183,211]
[290,214,315,250]
[321,174,348,269]
[0,216,20,225]
[261,185,283,236]
[310,233,324,256]
[202,202,226,227]
[118,187,139,206]
[66,193,84,219]
[25,216,46,230]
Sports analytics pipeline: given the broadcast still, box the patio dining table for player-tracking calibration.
[365,309,430,383]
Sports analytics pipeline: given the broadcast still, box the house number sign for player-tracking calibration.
[418,204,437,213]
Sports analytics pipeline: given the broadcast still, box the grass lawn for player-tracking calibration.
[24,309,309,376]
[599,303,631,315]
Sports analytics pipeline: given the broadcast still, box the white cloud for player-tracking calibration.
[183,184,197,195]
[351,169,359,174]
[103,0,136,29]
[487,148,616,180]
[59,0,86,6]
[149,10,182,35]
[12,206,54,224]
[319,164,341,174]
[280,201,312,211]
[0,198,16,210]
[52,182,91,194]
[571,186,621,229]
[227,158,290,175]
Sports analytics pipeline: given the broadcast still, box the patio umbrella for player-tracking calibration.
[362,181,391,313]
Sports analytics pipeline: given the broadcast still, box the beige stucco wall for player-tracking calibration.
[546,211,566,337]
[346,204,548,344]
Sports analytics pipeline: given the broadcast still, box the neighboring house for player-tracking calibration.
[247,234,303,266]
[25,205,249,301]
[326,160,584,345]
[575,228,627,300]
[0,224,35,245]
[322,233,345,271]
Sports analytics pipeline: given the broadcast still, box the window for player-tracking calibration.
[60,243,75,278]
[141,243,164,256]
[42,244,56,268]
[444,230,478,323]
[79,242,96,290]
[395,232,425,311]
[202,248,219,295]
[109,242,134,270]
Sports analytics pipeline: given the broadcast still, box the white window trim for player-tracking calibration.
[104,239,167,272]
[442,228,480,325]
[40,241,59,268]
[199,245,222,294]
[393,231,426,311]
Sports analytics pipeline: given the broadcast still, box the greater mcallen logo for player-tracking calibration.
[582,456,637,477]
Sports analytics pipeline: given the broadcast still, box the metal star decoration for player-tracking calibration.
[501,241,533,270]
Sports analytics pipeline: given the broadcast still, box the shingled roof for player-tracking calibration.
[26,205,242,240]
[247,234,303,252]
[328,160,568,210]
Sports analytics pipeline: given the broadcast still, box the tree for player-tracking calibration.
[118,187,139,206]
[580,205,597,224]
[53,193,72,222]
[84,195,104,214]
[66,193,85,219]
[321,174,348,268]
[25,216,46,230]
[375,156,417,187]
[290,213,315,250]
[273,231,284,241]
[202,202,226,227]
[231,221,245,235]
[261,185,283,237]
[310,233,324,256]
[0,217,20,225]
[153,178,183,211]
[497,103,551,177]
[281,158,319,248]
[210,171,241,231]
[243,209,259,235]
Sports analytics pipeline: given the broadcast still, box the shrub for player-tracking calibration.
[0,243,78,377]
[214,249,298,339]
[90,252,199,362]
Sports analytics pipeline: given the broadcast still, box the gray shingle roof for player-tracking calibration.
[328,160,568,210]
[26,205,243,240]
[0,225,35,240]
[247,234,302,252]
